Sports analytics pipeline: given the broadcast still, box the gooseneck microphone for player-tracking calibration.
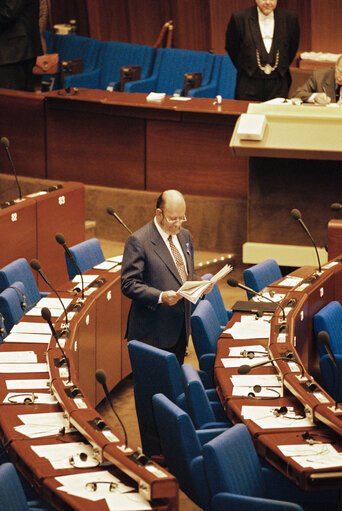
[107,207,132,234]
[290,208,322,273]
[41,307,71,382]
[95,369,128,448]
[227,277,286,322]
[330,203,342,212]
[238,355,305,378]
[55,233,84,300]
[30,259,69,327]
[0,137,22,200]
[317,330,341,409]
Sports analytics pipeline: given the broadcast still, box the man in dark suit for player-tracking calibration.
[121,189,204,365]
[0,0,42,91]
[292,55,342,105]
[225,0,300,101]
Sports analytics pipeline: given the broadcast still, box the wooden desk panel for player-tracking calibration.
[0,90,45,179]
[0,199,36,269]
[35,182,85,290]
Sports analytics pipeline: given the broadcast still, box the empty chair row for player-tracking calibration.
[153,394,338,511]
[44,32,237,98]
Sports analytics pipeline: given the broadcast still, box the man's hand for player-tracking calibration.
[314,93,331,105]
[161,290,182,306]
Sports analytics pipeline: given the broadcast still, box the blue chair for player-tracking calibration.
[204,282,232,331]
[181,364,231,430]
[188,54,237,99]
[65,238,105,280]
[244,259,282,299]
[0,281,26,335]
[152,393,226,511]
[128,340,188,456]
[64,41,156,91]
[0,259,45,310]
[43,31,103,90]
[0,462,51,511]
[313,301,342,400]
[203,424,338,511]
[125,47,215,96]
[191,299,222,386]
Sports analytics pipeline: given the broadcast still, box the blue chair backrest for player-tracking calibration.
[191,299,222,360]
[66,238,105,280]
[0,281,26,335]
[215,54,237,99]
[314,301,342,356]
[203,423,265,497]
[152,393,211,510]
[97,42,156,89]
[244,259,282,299]
[181,363,217,428]
[128,340,186,456]
[152,48,215,95]
[0,258,41,310]
[204,283,229,329]
[0,462,30,511]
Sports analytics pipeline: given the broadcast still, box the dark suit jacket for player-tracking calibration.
[225,5,299,78]
[121,221,196,349]
[0,0,42,66]
[292,68,337,102]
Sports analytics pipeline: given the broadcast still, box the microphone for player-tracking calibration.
[0,137,22,200]
[55,233,84,300]
[317,330,341,409]
[95,369,128,449]
[227,277,286,322]
[237,355,305,377]
[290,208,322,273]
[41,307,71,382]
[30,259,69,329]
[107,207,132,234]
[330,203,342,212]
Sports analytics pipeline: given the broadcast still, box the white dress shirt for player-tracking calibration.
[257,7,275,54]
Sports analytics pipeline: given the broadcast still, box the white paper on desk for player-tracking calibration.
[4,332,50,344]
[55,471,131,501]
[32,442,98,469]
[107,255,123,263]
[228,345,267,357]
[278,444,342,469]
[278,443,337,458]
[109,265,121,273]
[295,283,310,292]
[3,392,57,404]
[221,357,270,368]
[252,292,285,303]
[232,386,283,397]
[105,492,152,511]
[6,378,50,390]
[10,322,51,335]
[0,351,37,363]
[36,297,72,309]
[224,320,270,340]
[277,276,302,287]
[169,96,191,101]
[0,362,48,373]
[241,406,314,429]
[92,261,117,270]
[72,274,99,284]
[15,411,74,438]
[231,375,282,387]
[25,307,60,318]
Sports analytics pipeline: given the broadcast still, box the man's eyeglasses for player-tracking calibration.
[161,210,187,224]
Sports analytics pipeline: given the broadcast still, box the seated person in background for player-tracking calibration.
[292,54,342,105]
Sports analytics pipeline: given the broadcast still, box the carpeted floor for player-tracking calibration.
[96,239,245,510]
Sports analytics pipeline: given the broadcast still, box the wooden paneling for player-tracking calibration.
[310,0,342,52]
[146,119,248,199]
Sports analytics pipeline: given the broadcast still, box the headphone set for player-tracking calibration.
[247,384,281,400]
[8,285,27,311]
[272,406,306,420]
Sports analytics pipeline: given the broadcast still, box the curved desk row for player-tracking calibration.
[215,260,342,492]
[0,263,178,511]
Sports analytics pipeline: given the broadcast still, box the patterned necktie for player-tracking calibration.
[168,235,187,283]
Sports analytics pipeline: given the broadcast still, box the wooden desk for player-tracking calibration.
[44,89,249,199]
[215,260,342,493]
[0,264,177,511]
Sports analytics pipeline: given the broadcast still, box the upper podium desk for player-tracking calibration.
[44,89,249,199]
[230,102,342,161]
